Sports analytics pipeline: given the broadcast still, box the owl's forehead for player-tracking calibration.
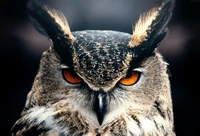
[73,30,131,43]
[71,30,132,88]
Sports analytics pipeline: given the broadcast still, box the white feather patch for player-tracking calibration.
[127,120,141,136]
[140,118,158,134]
[24,106,68,134]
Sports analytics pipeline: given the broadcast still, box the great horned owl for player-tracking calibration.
[11,0,176,135]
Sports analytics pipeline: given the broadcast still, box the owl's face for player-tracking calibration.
[36,29,168,125]
[24,0,174,127]
[57,29,167,102]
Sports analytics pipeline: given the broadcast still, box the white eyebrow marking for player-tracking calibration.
[60,64,69,69]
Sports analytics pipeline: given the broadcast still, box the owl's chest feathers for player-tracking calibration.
[21,100,171,136]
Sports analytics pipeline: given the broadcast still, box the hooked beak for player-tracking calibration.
[93,90,107,125]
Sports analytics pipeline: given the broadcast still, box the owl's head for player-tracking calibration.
[27,0,174,125]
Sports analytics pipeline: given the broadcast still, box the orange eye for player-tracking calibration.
[119,71,140,86]
[63,69,82,84]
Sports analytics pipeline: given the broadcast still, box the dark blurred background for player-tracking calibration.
[1,0,200,135]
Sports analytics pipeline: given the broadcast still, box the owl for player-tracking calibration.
[11,0,176,135]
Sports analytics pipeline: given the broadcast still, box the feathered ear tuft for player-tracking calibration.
[129,0,174,48]
[44,6,75,41]
[27,0,75,43]
[129,8,159,47]
[27,0,76,66]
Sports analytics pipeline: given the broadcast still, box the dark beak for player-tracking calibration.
[93,90,107,125]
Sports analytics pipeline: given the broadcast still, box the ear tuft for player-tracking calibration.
[129,0,174,48]
[44,6,76,41]
[129,8,159,47]
[27,0,75,43]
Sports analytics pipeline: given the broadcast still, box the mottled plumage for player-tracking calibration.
[11,0,176,135]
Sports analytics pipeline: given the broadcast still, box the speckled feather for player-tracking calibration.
[72,30,132,90]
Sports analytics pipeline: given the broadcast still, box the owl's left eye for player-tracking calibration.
[119,71,140,86]
[63,69,82,84]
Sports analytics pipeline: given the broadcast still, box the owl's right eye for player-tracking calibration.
[62,69,82,84]
[119,71,140,86]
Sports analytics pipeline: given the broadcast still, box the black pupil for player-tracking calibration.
[65,69,78,77]
[125,71,133,78]
[71,71,77,77]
